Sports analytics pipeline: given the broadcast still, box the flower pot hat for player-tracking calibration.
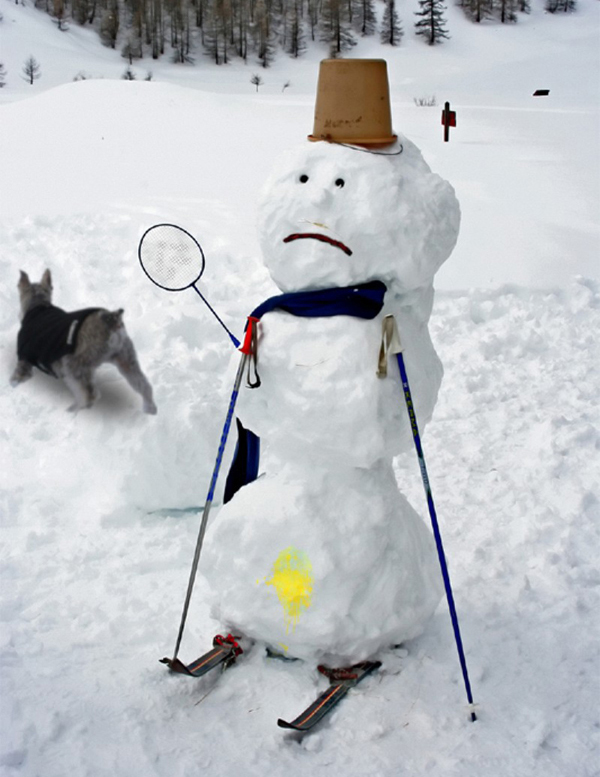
[308,59,397,148]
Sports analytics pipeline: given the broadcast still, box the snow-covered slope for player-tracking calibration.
[2,0,599,288]
[0,2,599,775]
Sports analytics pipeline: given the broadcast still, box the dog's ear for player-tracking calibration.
[41,269,53,291]
[18,271,30,290]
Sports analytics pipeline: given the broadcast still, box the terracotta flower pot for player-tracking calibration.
[308,59,397,148]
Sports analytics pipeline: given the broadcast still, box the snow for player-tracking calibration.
[1,1,599,775]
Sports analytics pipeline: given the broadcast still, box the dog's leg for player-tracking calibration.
[62,364,98,412]
[10,360,34,387]
[110,337,157,415]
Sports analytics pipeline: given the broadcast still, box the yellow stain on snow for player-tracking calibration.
[263,546,313,633]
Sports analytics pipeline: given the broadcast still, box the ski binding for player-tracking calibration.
[277,660,382,732]
[160,633,243,677]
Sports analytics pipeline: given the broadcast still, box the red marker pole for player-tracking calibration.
[441,101,457,143]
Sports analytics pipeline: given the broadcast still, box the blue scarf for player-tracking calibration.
[250,280,387,321]
[224,280,387,504]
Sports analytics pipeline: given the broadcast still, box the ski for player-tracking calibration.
[160,633,243,677]
[277,660,382,732]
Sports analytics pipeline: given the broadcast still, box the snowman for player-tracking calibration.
[202,60,460,667]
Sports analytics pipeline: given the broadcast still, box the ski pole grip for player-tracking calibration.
[240,316,259,355]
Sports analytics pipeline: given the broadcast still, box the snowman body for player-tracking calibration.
[203,138,460,664]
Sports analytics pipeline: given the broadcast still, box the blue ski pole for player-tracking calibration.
[381,315,477,721]
[166,316,259,666]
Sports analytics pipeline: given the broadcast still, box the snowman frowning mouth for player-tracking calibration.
[283,232,353,257]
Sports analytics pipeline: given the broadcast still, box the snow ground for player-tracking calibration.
[0,1,599,775]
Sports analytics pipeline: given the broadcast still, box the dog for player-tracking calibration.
[11,269,157,414]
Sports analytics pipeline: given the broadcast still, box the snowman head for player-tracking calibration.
[256,137,460,296]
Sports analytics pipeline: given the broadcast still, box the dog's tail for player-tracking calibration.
[101,309,125,331]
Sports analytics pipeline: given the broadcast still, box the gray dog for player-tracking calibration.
[11,269,157,414]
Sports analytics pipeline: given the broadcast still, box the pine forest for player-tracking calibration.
[35,0,577,68]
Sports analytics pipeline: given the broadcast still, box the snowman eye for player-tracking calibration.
[299,174,309,183]
[335,178,345,188]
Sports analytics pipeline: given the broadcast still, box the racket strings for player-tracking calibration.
[139,225,205,291]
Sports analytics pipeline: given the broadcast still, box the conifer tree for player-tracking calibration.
[496,0,517,23]
[307,0,319,41]
[460,0,493,23]
[354,0,376,36]
[190,0,207,36]
[71,0,90,24]
[546,0,576,11]
[253,0,276,66]
[129,0,145,40]
[171,1,195,61]
[320,0,355,56]
[230,0,250,59]
[52,0,68,30]
[122,31,144,62]
[414,0,449,44]
[100,0,120,47]
[88,0,99,24]
[147,0,166,58]
[22,55,42,84]
[380,0,402,46]
[284,0,306,57]
[204,0,232,63]
[0,62,7,88]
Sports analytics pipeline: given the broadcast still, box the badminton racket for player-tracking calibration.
[138,223,240,348]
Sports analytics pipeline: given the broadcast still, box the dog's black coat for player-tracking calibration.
[17,305,101,377]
